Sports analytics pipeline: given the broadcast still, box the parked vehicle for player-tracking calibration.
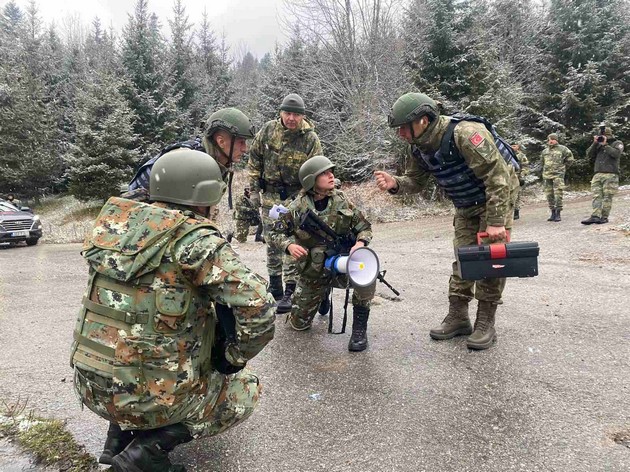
[0,199,43,246]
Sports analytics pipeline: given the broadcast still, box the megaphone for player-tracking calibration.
[325,247,380,287]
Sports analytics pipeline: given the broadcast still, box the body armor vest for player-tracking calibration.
[71,198,219,426]
[411,145,487,208]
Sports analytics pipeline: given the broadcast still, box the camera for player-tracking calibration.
[596,124,606,143]
[596,135,605,143]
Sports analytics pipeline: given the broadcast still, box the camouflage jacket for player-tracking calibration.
[541,144,574,179]
[234,195,260,223]
[269,190,372,279]
[71,197,275,428]
[393,115,519,227]
[586,140,623,174]
[516,151,529,177]
[247,117,322,207]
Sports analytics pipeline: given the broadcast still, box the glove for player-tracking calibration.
[249,191,261,209]
[211,303,244,375]
[211,337,244,375]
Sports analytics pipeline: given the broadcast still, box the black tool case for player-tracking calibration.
[456,241,539,280]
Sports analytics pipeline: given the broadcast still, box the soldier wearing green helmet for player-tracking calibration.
[248,93,323,313]
[270,155,375,351]
[72,148,275,472]
[375,92,519,351]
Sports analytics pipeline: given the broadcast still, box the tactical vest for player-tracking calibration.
[71,198,218,425]
[411,144,487,208]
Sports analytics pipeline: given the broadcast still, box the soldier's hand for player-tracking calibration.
[249,191,261,208]
[374,171,397,192]
[486,225,507,242]
[349,240,365,254]
[287,244,308,260]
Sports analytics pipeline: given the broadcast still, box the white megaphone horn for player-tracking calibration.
[324,247,380,287]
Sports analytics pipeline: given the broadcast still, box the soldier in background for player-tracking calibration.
[233,188,265,243]
[270,156,375,352]
[248,93,323,314]
[581,127,624,225]
[375,92,519,351]
[511,143,529,220]
[541,133,574,222]
[6,194,22,208]
[71,149,275,471]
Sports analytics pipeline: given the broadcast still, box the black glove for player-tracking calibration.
[211,336,244,375]
[211,304,244,375]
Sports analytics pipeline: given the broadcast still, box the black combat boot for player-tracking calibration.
[595,216,608,224]
[99,423,134,465]
[269,275,283,300]
[513,208,520,220]
[348,306,369,352]
[111,423,192,472]
[276,282,296,314]
[467,300,498,350]
[254,224,266,243]
[553,209,562,222]
[318,288,331,315]
[225,232,234,243]
[547,209,556,221]
[581,215,601,225]
[429,296,472,340]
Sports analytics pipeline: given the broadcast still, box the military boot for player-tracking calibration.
[429,296,472,340]
[547,209,556,221]
[254,224,266,243]
[225,232,234,243]
[348,306,369,352]
[595,216,608,224]
[318,288,331,315]
[276,282,296,314]
[467,300,498,350]
[111,423,192,472]
[268,275,283,300]
[581,215,601,225]
[99,423,134,465]
[553,209,562,222]
[513,208,520,220]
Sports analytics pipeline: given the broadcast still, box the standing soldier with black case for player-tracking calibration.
[374,92,519,350]
[581,126,624,225]
[248,94,323,313]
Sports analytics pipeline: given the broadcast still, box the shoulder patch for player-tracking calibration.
[469,132,485,148]
[616,142,624,151]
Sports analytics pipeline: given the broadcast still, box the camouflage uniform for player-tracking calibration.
[541,142,574,211]
[248,118,322,283]
[71,197,275,437]
[514,151,529,211]
[233,194,261,243]
[269,190,374,330]
[392,116,519,303]
[586,138,623,219]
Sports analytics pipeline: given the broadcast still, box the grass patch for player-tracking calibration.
[61,205,102,225]
[1,398,98,471]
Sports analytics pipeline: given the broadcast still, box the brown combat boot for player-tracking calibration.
[467,300,498,350]
[429,296,472,340]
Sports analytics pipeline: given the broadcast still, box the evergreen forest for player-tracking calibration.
[1,0,629,201]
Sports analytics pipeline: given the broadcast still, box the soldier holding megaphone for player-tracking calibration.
[269,155,376,352]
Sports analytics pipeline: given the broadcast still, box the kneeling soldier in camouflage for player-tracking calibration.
[71,149,275,472]
[270,155,375,351]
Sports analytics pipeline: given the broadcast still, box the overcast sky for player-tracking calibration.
[5,0,287,58]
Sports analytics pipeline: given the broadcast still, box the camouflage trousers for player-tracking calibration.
[74,367,261,438]
[234,219,259,243]
[289,273,376,330]
[590,173,619,218]
[262,205,298,283]
[514,185,524,210]
[450,203,514,303]
[544,176,565,210]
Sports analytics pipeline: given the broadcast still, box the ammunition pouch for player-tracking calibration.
[261,182,300,201]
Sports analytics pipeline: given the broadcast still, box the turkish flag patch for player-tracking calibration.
[469,132,485,147]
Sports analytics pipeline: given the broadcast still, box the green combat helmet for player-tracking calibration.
[388,92,439,128]
[150,148,227,207]
[299,155,335,191]
[279,93,306,115]
[205,107,256,139]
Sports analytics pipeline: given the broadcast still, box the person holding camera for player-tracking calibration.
[581,127,624,225]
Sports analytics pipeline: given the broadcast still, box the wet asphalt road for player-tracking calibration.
[0,194,629,472]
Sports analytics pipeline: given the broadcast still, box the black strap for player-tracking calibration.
[328,286,350,335]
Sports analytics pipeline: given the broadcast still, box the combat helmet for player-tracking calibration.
[299,155,335,191]
[279,93,306,115]
[150,149,227,207]
[388,92,439,128]
[205,107,256,139]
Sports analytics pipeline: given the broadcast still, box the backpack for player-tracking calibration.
[440,114,520,172]
[128,137,205,192]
